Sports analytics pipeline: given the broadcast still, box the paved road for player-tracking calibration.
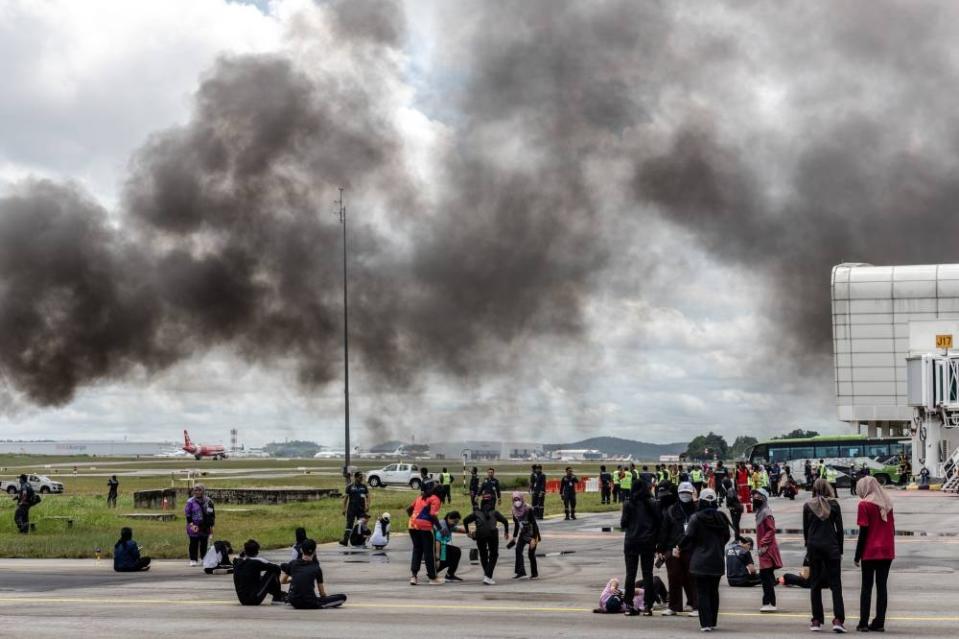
[2,491,958,638]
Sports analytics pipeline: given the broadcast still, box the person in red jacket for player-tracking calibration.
[854,476,895,632]
[752,488,782,612]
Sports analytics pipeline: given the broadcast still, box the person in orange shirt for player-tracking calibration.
[407,481,442,585]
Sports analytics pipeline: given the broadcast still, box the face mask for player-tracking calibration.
[513,500,522,507]
[752,500,764,510]
[679,493,693,503]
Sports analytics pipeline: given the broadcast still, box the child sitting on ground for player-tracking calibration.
[594,578,647,613]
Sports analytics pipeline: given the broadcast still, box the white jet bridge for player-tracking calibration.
[907,352,959,490]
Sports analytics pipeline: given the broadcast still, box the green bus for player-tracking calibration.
[746,435,910,486]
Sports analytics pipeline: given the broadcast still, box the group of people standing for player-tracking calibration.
[612,468,897,633]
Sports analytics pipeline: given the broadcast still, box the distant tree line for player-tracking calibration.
[684,428,820,461]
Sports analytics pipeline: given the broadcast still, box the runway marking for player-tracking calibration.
[0,597,957,622]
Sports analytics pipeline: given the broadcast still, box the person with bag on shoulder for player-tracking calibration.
[803,478,845,633]
[184,484,215,567]
[14,474,38,534]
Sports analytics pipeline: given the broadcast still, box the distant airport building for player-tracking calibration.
[550,448,604,461]
[0,440,175,456]
[428,441,544,461]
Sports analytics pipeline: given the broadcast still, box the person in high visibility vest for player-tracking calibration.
[690,466,704,494]
[612,465,622,504]
[439,467,453,505]
[760,466,770,491]
[818,459,828,479]
[750,465,762,491]
[620,466,633,502]
[825,466,839,493]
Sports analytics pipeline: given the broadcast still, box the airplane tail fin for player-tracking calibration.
[183,430,193,448]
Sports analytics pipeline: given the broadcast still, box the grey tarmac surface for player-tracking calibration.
[2,490,958,639]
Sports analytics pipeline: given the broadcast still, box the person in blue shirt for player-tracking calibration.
[113,527,151,572]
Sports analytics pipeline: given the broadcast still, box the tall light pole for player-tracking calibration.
[335,187,350,480]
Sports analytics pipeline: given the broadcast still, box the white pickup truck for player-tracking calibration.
[366,463,424,489]
[2,474,65,495]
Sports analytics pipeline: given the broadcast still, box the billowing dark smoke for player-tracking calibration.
[4,0,959,413]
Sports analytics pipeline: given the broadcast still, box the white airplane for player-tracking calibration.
[313,448,347,459]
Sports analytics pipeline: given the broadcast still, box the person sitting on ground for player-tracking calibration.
[780,473,799,500]
[435,510,463,582]
[233,539,286,606]
[349,514,372,548]
[290,527,312,562]
[203,539,235,574]
[635,576,669,609]
[725,536,760,587]
[280,539,347,609]
[113,527,151,572]
[370,513,391,550]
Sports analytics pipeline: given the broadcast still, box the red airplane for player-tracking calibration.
[182,430,227,460]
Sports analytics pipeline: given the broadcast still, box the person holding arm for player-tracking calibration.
[340,472,369,547]
[803,478,845,633]
[280,539,347,609]
[510,492,540,579]
[435,510,463,581]
[752,488,782,612]
[184,484,215,566]
[463,500,510,585]
[854,475,895,632]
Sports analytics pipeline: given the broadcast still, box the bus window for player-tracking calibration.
[866,443,890,458]
[750,444,769,464]
[840,445,862,457]
[768,447,789,462]
[792,446,814,460]
[815,445,839,458]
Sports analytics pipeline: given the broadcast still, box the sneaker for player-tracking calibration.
[513,574,526,579]
[866,624,884,633]
[428,578,444,585]
[700,628,712,633]
[409,576,417,585]
[832,620,847,633]
[684,605,694,612]
[623,607,639,616]
[761,604,777,612]
[687,609,699,618]
[810,619,822,632]
[661,609,677,616]
[483,576,495,585]
[189,561,198,567]
[445,575,463,582]
[571,515,577,520]
[529,575,539,580]
[855,626,869,633]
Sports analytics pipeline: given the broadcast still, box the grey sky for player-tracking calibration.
[6,0,941,447]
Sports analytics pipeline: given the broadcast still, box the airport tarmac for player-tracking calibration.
[1,490,958,638]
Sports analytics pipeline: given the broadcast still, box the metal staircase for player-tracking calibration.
[942,446,959,493]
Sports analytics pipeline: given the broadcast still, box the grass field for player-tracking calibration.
[0,456,624,559]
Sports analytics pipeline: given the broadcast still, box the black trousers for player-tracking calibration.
[782,573,809,588]
[562,494,576,518]
[289,593,347,609]
[809,550,845,623]
[665,552,698,612]
[624,549,655,611]
[730,510,742,537]
[729,574,762,587]
[440,485,451,504]
[409,529,436,579]
[770,479,780,496]
[115,557,152,573]
[14,505,31,534]
[107,491,118,507]
[600,484,611,504]
[760,567,777,605]
[188,536,208,562]
[514,537,538,577]
[438,544,461,577]
[695,574,720,628]
[860,559,892,629]
[612,485,620,503]
[532,491,545,519]
[476,537,499,578]
[470,492,478,510]
[237,571,284,605]
[716,481,727,501]
[692,481,703,495]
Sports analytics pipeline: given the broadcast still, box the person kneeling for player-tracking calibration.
[233,539,286,606]
[281,539,347,609]
[113,527,151,572]
[725,536,761,587]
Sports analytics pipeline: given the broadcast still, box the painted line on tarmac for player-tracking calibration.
[0,597,957,622]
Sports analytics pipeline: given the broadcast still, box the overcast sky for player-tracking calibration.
[4,0,937,447]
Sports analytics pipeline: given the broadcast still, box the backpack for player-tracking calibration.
[29,493,42,506]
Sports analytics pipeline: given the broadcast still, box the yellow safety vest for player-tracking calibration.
[613,472,621,486]
[620,472,633,491]
[691,469,703,483]
[440,473,452,485]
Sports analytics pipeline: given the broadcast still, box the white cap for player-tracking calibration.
[752,488,769,500]
[700,488,717,502]
[382,512,391,520]
[678,482,695,494]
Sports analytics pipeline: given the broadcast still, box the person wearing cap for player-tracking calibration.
[657,481,699,616]
[679,488,731,632]
[752,488,782,612]
[371,512,391,550]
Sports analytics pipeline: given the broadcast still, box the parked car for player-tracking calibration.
[2,474,65,495]
[366,463,424,489]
